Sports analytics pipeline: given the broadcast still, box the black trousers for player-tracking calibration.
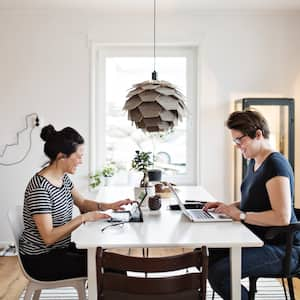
[20,242,87,281]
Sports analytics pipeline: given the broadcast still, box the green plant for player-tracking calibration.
[89,171,101,189]
[131,150,153,187]
[101,164,116,177]
[89,163,118,188]
[131,150,153,172]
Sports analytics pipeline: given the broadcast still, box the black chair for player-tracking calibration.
[96,246,208,300]
[249,208,300,300]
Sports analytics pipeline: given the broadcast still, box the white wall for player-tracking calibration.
[1,11,300,243]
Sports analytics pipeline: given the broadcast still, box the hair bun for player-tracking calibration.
[40,124,56,142]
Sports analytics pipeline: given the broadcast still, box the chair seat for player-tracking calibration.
[248,209,300,300]
[7,205,87,300]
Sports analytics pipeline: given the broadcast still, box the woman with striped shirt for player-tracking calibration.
[19,124,131,281]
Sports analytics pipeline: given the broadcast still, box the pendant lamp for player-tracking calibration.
[123,0,187,133]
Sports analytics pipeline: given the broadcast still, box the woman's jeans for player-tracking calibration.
[208,244,300,300]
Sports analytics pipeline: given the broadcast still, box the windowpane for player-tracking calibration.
[92,45,197,185]
[105,57,187,176]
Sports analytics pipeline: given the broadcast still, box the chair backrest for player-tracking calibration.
[7,205,24,253]
[7,205,32,280]
[96,246,208,300]
[294,208,300,221]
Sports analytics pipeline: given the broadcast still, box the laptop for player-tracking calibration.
[167,184,232,222]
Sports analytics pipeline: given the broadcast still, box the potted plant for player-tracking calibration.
[101,163,117,186]
[131,150,153,187]
[89,162,118,189]
[131,150,155,205]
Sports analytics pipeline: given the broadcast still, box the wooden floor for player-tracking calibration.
[0,256,28,300]
[1,250,300,300]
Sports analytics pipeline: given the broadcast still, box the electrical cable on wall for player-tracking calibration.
[0,113,39,166]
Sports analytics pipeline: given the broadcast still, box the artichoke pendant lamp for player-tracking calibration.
[123,0,187,133]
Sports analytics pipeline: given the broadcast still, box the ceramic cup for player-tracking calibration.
[148,194,161,210]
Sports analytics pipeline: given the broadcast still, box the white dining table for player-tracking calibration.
[72,186,263,300]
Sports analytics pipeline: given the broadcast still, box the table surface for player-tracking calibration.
[72,185,263,300]
[73,185,262,249]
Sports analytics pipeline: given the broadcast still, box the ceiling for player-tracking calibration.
[0,0,300,15]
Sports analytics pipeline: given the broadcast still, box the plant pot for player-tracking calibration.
[148,169,162,182]
[134,186,155,207]
[103,176,112,186]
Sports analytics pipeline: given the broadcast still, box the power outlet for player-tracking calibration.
[35,116,40,127]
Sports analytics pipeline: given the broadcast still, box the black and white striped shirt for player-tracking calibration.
[19,173,74,255]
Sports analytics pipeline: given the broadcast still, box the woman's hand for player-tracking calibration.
[109,198,133,211]
[203,202,241,220]
[203,202,223,211]
[82,211,110,223]
[214,203,241,220]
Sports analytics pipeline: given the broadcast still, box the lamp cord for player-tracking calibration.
[153,0,156,72]
[152,0,157,80]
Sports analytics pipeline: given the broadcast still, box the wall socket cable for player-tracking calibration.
[0,113,39,166]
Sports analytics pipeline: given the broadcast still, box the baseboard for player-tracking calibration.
[0,241,16,256]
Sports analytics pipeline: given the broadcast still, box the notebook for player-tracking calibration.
[167,183,232,222]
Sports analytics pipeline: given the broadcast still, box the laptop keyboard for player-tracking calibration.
[190,210,214,219]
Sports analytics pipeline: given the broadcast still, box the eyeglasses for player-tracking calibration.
[100,222,125,232]
[233,135,247,145]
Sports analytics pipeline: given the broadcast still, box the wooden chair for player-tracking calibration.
[7,205,87,300]
[248,208,300,300]
[96,246,208,300]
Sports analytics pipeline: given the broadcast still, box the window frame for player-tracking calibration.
[89,44,199,185]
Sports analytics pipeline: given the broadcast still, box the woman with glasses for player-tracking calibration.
[204,110,300,300]
[19,124,131,281]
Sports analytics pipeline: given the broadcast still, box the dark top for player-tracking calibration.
[19,173,74,255]
[240,152,299,245]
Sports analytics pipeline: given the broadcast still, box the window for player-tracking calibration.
[90,45,198,185]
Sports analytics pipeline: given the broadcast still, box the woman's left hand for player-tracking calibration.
[109,198,133,211]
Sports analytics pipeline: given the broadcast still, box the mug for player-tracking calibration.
[148,195,161,210]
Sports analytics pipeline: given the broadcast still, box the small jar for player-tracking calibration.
[148,195,161,210]
[155,183,164,193]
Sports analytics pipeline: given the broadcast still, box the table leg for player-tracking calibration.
[87,247,97,300]
[230,247,241,300]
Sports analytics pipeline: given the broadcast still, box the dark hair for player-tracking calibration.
[40,124,84,162]
[226,109,270,139]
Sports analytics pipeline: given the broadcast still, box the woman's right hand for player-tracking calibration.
[203,201,223,211]
[82,211,110,223]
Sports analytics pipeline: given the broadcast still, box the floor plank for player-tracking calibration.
[283,277,300,297]
[0,256,28,300]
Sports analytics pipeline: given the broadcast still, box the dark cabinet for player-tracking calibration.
[233,98,294,201]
